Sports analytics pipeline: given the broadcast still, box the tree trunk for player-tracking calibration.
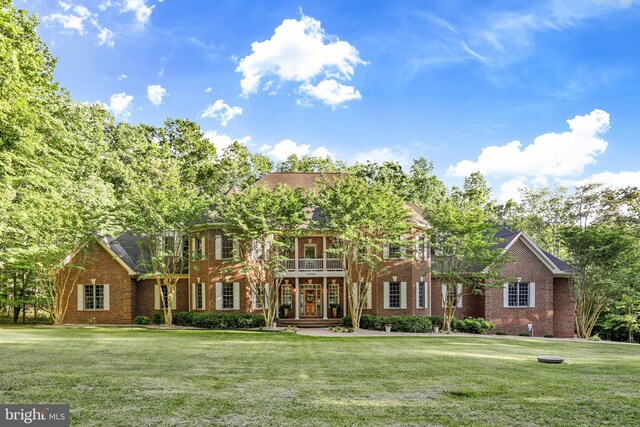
[12,272,21,324]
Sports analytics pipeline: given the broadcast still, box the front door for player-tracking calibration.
[304,289,317,316]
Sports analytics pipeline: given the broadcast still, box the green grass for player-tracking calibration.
[1,328,639,426]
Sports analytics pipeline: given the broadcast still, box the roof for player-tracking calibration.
[253,172,347,192]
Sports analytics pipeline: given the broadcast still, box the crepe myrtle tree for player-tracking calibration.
[315,175,410,330]
[215,184,309,328]
[427,178,511,333]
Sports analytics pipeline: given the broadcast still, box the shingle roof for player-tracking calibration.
[253,172,347,191]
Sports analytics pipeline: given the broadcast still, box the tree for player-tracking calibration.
[315,176,410,329]
[215,184,309,328]
[408,157,446,210]
[276,154,347,173]
[113,120,213,325]
[561,224,640,338]
[428,177,510,332]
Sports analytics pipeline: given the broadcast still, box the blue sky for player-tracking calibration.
[21,0,640,201]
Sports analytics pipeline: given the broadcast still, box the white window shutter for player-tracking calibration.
[400,282,407,309]
[503,283,509,308]
[200,283,206,309]
[215,282,223,310]
[201,236,206,257]
[171,287,177,309]
[424,242,429,261]
[103,285,110,310]
[251,290,257,309]
[233,282,240,310]
[383,244,389,260]
[154,285,161,310]
[383,282,390,309]
[441,284,447,308]
[529,282,536,307]
[416,282,420,308]
[215,235,222,260]
[191,283,196,310]
[424,282,429,308]
[77,284,84,310]
[457,283,462,307]
[191,238,196,256]
[400,238,407,259]
[366,285,372,309]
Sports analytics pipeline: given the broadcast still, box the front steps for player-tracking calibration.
[279,318,343,328]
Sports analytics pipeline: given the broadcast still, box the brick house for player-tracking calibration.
[63,172,576,337]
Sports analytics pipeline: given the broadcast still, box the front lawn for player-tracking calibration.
[0,328,638,426]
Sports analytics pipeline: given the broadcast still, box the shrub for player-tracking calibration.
[544,333,554,338]
[495,330,507,336]
[452,317,495,334]
[152,312,164,325]
[429,316,443,329]
[134,316,151,325]
[172,312,265,329]
[589,334,601,342]
[344,315,433,333]
[518,332,531,337]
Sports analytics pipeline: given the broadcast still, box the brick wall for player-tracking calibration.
[62,242,134,324]
[553,277,575,338]
[134,278,189,318]
[484,238,555,336]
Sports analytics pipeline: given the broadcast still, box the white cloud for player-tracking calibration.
[498,178,527,203]
[260,139,333,161]
[573,171,640,189]
[200,99,243,126]
[121,0,154,25]
[300,79,361,108]
[203,131,251,154]
[98,0,113,11]
[97,26,114,47]
[43,5,93,35]
[146,84,166,106]
[204,87,213,93]
[103,92,134,121]
[448,109,610,178]
[158,67,164,77]
[236,13,366,107]
[117,74,128,81]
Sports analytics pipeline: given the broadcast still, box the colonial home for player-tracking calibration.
[63,172,576,337]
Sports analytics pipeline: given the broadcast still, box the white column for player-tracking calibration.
[294,237,299,271]
[322,236,327,270]
[295,277,300,319]
[343,279,347,314]
[323,276,328,320]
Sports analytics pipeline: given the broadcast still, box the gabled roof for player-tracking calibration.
[253,172,346,191]
[496,227,576,276]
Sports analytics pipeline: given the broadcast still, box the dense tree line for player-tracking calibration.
[1,2,639,339]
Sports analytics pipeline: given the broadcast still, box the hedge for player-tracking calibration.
[452,317,495,334]
[172,312,265,329]
[343,315,437,333]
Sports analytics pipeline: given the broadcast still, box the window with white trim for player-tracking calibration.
[389,282,401,308]
[387,244,402,259]
[282,285,292,306]
[508,283,530,307]
[222,282,234,309]
[160,284,169,309]
[221,237,234,259]
[192,236,204,258]
[195,284,203,309]
[162,235,176,254]
[329,283,339,305]
[417,281,426,308]
[416,238,428,261]
[84,285,105,310]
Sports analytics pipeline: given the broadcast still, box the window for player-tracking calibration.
[221,237,234,259]
[387,244,402,259]
[417,281,426,308]
[192,237,202,258]
[160,284,169,309]
[329,283,339,306]
[508,283,530,307]
[162,235,176,255]
[222,282,234,309]
[389,282,401,309]
[84,285,104,310]
[416,238,428,261]
[195,284,203,309]
[282,285,292,306]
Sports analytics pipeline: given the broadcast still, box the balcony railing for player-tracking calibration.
[280,258,343,272]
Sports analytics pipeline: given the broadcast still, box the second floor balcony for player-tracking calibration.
[281,258,344,272]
